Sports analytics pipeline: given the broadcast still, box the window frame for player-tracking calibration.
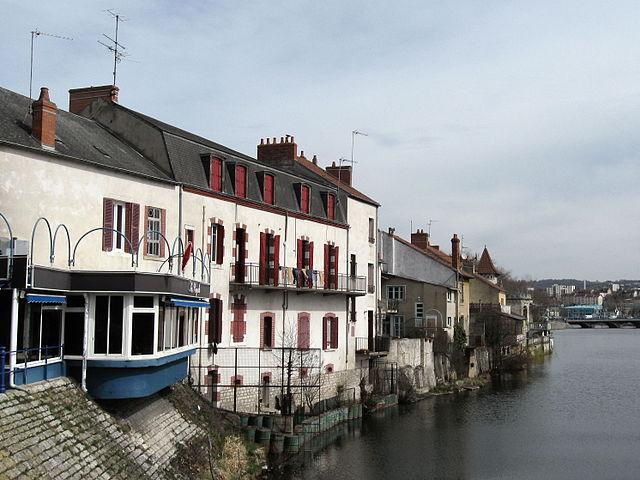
[113,201,127,252]
[146,206,162,257]
[387,285,405,301]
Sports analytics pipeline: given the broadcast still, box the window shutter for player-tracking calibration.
[331,316,338,348]
[298,314,310,349]
[259,232,267,285]
[324,244,330,289]
[215,299,223,343]
[160,208,166,257]
[296,239,303,269]
[322,316,328,349]
[264,174,274,204]
[131,203,140,252]
[308,241,314,287]
[333,246,339,289]
[211,158,223,192]
[208,300,216,343]
[103,198,114,251]
[124,203,133,253]
[235,165,246,198]
[216,225,225,265]
[273,235,280,286]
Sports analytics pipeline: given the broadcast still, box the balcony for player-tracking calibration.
[386,298,400,313]
[229,263,367,295]
[355,335,390,356]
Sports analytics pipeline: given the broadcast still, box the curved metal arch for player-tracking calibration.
[193,248,211,281]
[71,227,135,267]
[135,229,172,267]
[52,223,72,266]
[156,253,181,274]
[171,236,186,275]
[0,212,14,280]
[29,217,53,265]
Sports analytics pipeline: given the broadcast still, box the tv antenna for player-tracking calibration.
[351,130,368,172]
[98,10,128,85]
[427,219,439,236]
[29,29,73,99]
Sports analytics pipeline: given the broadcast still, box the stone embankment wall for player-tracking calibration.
[0,378,244,479]
[384,338,436,401]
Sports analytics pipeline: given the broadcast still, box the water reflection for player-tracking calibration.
[274,330,640,480]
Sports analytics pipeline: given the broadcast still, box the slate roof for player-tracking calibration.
[0,87,172,181]
[477,247,501,276]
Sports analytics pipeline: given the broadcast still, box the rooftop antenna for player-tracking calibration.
[98,10,128,85]
[29,29,73,99]
[351,130,368,175]
[427,219,439,236]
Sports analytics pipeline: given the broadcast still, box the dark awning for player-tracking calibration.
[169,298,210,308]
[26,293,66,304]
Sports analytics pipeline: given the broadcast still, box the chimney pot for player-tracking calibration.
[312,154,318,165]
[32,86,57,148]
[280,136,284,143]
[272,137,276,143]
[260,138,264,145]
[388,227,395,236]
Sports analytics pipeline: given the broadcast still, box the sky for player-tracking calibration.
[2,1,639,281]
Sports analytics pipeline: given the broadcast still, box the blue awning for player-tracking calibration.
[26,294,66,304]
[169,298,210,308]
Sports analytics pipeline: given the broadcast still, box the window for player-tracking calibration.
[234,227,246,283]
[263,174,275,205]
[387,285,405,301]
[64,295,85,356]
[146,207,162,256]
[368,218,375,243]
[19,304,63,361]
[94,295,123,355]
[415,302,424,327]
[259,232,280,286]
[261,313,275,349]
[296,239,314,287]
[235,165,247,198]
[210,223,224,265]
[447,316,452,327]
[159,304,198,351]
[300,185,310,214]
[297,313,310,349]
[368,263,375,293]
[113,202,126,251]
[208,298,223,344]
[391,315,404,337]
[131,296,155,355]
[324,244,339,290]
[325,193,336,220]
[261,374,271,407]
[231,296,246,343]
[323,315,338,350]
[447,290,455,302]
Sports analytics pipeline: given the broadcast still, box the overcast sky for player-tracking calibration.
[2,1,639,281]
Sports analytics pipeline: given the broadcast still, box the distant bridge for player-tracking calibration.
[566,318,640,329]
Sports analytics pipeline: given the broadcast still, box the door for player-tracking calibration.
[235,228,246,282]
[367,310,374,351]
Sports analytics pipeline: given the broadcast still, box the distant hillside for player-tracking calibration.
[533,279,640,290]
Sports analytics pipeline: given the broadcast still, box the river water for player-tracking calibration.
[275,329,640,479]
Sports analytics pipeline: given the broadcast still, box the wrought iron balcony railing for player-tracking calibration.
[355,335,390,354]
[229,262,366,294]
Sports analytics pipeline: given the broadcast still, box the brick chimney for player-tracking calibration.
[32,87,57,149]
[451,233,461,270]
[326,161,352,186]
[411,229,429,251]
[257,136,297,164]
[68,85,119,115]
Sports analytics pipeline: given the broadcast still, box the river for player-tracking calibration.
[274,329,640,479]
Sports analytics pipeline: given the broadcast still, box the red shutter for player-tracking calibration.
[308,241,314,288]
[264,174,274,204]
[297,239,303,269]
[103,198,114,251]
[208,300,215,342]
[216,299,223,343]
[232,298,245,342]
[143,206,149,254]
[298,314,310,349]
[259,232,267,285]
[327,194,335,220]
[216,225,225,265]
[300,185,310,213]
[124,203,133,253]
[273,235,280,286]
[324,244,330,289]
[160,208,166,257]
[333,246,339,289]
[211,158,222,191]
[131,203,140,252]
[322,316,328,349]
[331,316,339,349]
[235,165,246,198]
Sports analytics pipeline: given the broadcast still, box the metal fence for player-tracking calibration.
[0,344,65,393]
[190,346,322,420]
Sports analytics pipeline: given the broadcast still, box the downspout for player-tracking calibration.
[9,288,19,387]
[81,293,89,392]
[178,184,183,275]
[345,219,349,367]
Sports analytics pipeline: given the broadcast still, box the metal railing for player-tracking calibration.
[386,299,400,312]
[355,335,390,354]
[0,344,64,393]
[229,262,366,293]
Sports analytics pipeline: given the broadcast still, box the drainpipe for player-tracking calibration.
[178,184,183,275]
[345,221,350,367]
[81,293,89,392]
[9,288,19,387]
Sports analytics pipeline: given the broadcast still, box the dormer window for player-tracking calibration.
[263,174,275,205]
[300,185,310,214]
[201,154,223,192]
[325,193,336,220]
[235,165,247,198]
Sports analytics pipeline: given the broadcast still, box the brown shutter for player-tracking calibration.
[215,299,223,343]
[273,235,280,286]
[322,316,327,349]
[324,244,330,289]
[333,246,339,290]
[308,241,314,288]
[103,198,114,251]
[331,316,338,348]
[259,232,267,285]
[298,314,310,349]
[208,299,216,343]
[216,225,225,265]
[124,203,140,253]
[143,206,149,255]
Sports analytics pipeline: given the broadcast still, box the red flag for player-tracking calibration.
[182,241,193,270]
